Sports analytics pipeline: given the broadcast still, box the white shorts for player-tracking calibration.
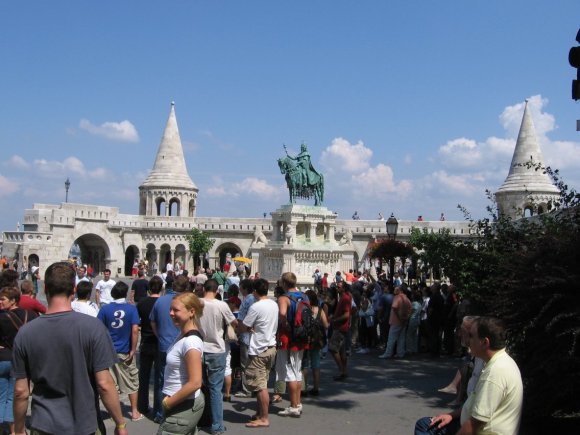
[225,350,232,377]
[275,349,304,382]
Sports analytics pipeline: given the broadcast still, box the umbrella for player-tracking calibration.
[232,256,252,263]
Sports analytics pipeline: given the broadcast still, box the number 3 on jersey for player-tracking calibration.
[111,310,125,328]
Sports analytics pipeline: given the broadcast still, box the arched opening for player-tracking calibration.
[215,242,242,271]
[537,205,545,214]
[160,244,172,272]
[156,197,166,216]
[28,254,40,268]
[146,243,157,275]
[169,198,180,217]
[189,199,196,217]
[523,206,533,218]
[175,244,186,272]
[71,234,111,275]
[124,245,140,276]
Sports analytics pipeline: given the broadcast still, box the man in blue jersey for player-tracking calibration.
[98,281,143,422]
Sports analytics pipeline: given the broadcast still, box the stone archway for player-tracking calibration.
[124,245,140,276]
[71,234,111,275]
[160,244,172,271]
[215,242,242,270]
[28,253,40,268]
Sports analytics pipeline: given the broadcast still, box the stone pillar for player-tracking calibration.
[155,249,161,271]
[306,222,312,242]
[170,249,175,264]
[328,225,335,242]
[282,253,294,274]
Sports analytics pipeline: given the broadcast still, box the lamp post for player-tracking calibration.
[385,213,399,285]
[65,178,71,203]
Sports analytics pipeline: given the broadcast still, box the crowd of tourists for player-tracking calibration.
[0,259,523,434]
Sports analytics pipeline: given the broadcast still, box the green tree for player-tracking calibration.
[459,166,580,433]
[409,227,456,280]
[185,227,215,270]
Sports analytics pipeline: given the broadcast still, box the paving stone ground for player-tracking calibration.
[101,350,459,435]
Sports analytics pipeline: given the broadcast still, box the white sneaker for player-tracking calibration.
[278,406,301,417]
[360,348,370,354]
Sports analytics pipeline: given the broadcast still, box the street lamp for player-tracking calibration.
[385,213,398,285]
[386,213,398,239]
[65,178,71,203]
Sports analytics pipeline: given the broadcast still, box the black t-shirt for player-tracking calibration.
[137,296,159,349]
[12,311,117,435]
[131,278,150,303]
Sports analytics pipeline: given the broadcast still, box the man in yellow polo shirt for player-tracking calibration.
[414,316,523,434]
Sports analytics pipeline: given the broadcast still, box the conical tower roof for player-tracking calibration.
[140,102,197,189]
[496,100,558,194]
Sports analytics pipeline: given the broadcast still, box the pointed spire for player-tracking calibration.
[497,100,558,193]
[140,102,197,189]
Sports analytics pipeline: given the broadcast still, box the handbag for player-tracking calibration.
[225,323,238,343]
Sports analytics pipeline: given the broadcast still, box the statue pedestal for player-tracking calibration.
[251,204,356,287]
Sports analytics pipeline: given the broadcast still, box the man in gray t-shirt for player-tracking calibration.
[12,262,127,435]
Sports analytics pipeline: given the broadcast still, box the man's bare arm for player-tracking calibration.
[95,369,128,434]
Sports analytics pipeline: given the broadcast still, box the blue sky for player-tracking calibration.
[1,1,580,232]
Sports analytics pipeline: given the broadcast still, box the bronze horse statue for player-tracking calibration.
[277,155,324,206]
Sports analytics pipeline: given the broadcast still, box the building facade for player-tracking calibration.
[1,101,556,281]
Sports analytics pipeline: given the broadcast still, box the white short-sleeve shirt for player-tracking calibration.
[162,334,204,399]
[243,298,279,356]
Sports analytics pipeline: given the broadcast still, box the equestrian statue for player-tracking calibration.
[277,143,324,206]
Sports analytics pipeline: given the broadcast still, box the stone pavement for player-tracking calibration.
[104,351,459,435]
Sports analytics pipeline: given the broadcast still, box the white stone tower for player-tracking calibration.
[495,100,559,219]
[139,102,199,217]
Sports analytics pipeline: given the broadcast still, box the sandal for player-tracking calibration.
[271,395,282,403]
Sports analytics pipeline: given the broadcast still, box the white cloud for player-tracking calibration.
[427,170,481,196]
[0,174,19,196]
[321,137,372,172]
[79,118,139,143]
[439,138,481,167]
[206,186,229,197]
[351,164,413,197]
[500,95,555,139]
[437,94,580,181]
[89,167,111,180]
[7,155,30,169]
[546,140,580,169]
[33,157,85,177]
[241,177,279,198]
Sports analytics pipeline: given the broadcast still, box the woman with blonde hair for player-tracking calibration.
[158,292,205,435]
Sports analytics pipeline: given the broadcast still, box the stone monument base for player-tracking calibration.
[250,204,356,287]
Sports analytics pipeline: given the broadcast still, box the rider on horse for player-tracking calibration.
[284,143,322,187]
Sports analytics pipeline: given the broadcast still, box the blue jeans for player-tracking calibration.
[154,351,168,420]
[414,416,460,434]
[0,360,15,423]
[203,352,227,433]
[385,324,407,358]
